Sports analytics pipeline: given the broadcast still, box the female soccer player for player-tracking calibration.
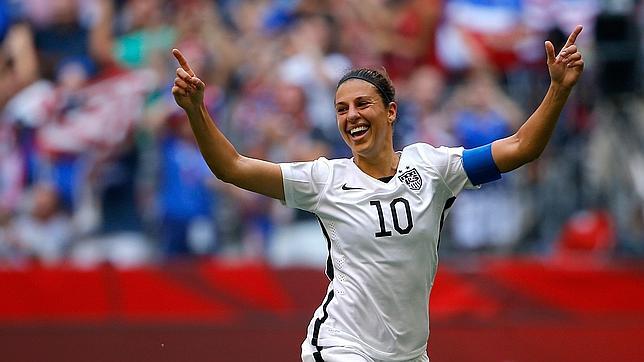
[172,26,584,362]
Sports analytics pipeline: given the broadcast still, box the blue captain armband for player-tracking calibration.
[462,143,501,186]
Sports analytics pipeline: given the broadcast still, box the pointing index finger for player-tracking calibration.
[172,48,195,77]
[564,25,583,48]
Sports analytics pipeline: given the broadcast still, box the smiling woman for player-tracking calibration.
[334,68,400,180]
[171,25,584,361]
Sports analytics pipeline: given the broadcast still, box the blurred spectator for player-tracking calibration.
[586,93,644,256]
[226,81,329,258]
[68,134,155,269]
[12,182,73,265]
[172,0,239,89]
[436,0,528,75]
[446,70,527,251]
[0,20,38,109]
[0,123,24,214]
[0,4,38,240]
[21,0,98,80]
[337,0,442,80]
[520,0,599,65]
[263,81,332,265]
[450,71,522,149]
[278,13,351,144]
[396,65,455,148]
[111,0,176,69]
[0,206,20,265]
[594,3,640,96]
[154,113,219,258]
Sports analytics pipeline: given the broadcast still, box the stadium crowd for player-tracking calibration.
[0,0,642,268]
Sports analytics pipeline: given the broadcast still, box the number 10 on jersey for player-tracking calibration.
[370,199,413,237]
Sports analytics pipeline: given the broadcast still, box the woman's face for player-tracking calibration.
[335,79,396,158]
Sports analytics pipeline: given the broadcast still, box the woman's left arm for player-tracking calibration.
[492,25,585,172]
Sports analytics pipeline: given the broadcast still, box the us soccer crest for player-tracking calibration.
[399,168,422,191]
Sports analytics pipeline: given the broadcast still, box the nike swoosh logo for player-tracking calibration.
[341,183,364,190]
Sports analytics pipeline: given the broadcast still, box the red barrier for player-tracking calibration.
[0,258,643,361]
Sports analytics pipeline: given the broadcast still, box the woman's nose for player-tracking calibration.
[347,104,359,120]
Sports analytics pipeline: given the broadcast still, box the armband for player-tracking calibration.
[462,144,501,185]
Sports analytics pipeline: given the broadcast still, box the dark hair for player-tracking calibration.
[337,68,396,106]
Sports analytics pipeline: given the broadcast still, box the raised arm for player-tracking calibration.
[171,49,285,201]
[491,26,584,172]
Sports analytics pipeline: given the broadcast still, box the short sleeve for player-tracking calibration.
[439,146,478,196]
[413,143,477,197]
[279,157,332,212]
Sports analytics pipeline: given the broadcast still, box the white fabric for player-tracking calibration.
[301,340,430,362]
[280,143,474,361]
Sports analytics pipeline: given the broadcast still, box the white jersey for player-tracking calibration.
[280,143,476,361]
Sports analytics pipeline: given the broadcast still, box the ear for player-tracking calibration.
[387,102,397,125]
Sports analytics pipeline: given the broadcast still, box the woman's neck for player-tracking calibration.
[353,149,400,179]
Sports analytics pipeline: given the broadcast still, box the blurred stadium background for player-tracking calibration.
[0,0,643,361]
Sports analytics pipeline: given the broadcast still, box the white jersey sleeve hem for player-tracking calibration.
[279,158,332,212]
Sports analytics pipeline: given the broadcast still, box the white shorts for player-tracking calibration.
[301,340,430,362]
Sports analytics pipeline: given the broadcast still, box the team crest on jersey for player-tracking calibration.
[399,168,422,191]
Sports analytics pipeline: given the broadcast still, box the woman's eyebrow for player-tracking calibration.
[335,94,376,106]
[350,96,376,103]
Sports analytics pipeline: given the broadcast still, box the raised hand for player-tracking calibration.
[545,25,584,90]
[171,48,205,111]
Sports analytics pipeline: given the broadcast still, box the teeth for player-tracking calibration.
[350,126,369,135]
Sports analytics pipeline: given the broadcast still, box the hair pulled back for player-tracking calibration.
[337,68,396,106]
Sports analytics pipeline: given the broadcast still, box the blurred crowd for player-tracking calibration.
[0,0,643,268]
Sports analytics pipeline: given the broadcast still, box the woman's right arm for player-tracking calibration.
[172,49,285,201]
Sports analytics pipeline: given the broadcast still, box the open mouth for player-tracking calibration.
[349,125,370,140]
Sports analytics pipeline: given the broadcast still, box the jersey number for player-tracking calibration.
[370,198,413,237]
